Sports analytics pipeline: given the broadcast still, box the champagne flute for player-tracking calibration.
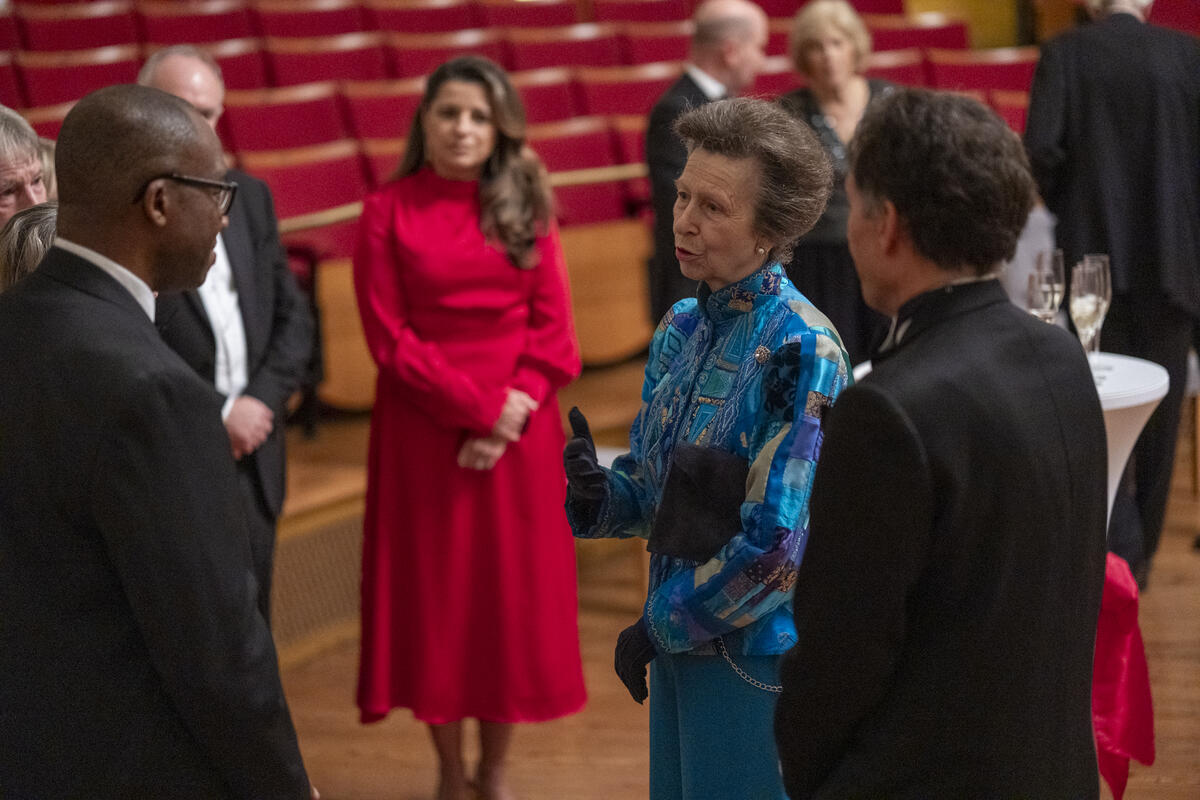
[1026,248,1065,322]
[1069,257,1110,354]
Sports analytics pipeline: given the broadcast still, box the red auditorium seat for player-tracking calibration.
[389,29,510,77]
[507,24,624,72]
[362,137,406,185]
[850,0,906,12]
[253,0,368,38]
[755,0,800,19]
[623,20,693,65]
[137,0,257,45]
[749,54,803,98]
[575,61,682,117]
[0,53,25,108]
[990,89,1029,134]
[342,76,426,140]
[20,101,74,139]
[510,67,578,123]
[266,32,392,86]
[16,45,142,107]
[610,113,650,212]
[223,82,350,152]
[15,0,139,51]
[366,0,480,34]
[1149,0,1200,34]
[863,47,927,86]
[592,0,689,24]
[927,46,1039,93]
[239,139,371,260]
[142,38,270,92]
[478,0,577,29]
[0,9,19,52]
[863,12,970,51]
[527,116,627,225]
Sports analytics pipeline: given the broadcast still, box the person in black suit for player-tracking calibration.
[140,46,314,621]
[0,85,311,798]
[1024,0,1200,586]
[645,0,767,322]
[774,89,1108,799]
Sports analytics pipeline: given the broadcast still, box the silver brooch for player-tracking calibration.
[753,345,771,364]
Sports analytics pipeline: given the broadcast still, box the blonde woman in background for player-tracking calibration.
[0,201,55,292]
[778,0,891,365]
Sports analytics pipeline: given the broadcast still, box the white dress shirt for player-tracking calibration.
[196,233,248,420]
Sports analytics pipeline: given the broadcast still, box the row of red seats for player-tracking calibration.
[0,9,975,110]
[0,0,910,53]
[257,112,650,262]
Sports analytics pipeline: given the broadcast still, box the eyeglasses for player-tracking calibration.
[132,173,238,215]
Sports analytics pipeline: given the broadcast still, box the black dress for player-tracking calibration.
[778,79,892,365]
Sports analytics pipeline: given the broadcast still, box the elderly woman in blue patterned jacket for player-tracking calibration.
[564,97,847,800]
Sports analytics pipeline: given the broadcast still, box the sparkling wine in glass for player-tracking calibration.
[1026,248,1065,322]
[1070,257,1110,354]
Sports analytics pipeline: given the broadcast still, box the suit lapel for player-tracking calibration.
[223,172,260,359]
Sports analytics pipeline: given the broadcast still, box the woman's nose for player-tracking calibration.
[673,203,695,235]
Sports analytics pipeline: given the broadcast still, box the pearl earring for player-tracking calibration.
[756,246,766,255]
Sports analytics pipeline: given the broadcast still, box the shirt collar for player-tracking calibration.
[685,64,727,101]
[877,275,1004,355]
[697,263,784,326]
[53,238,156,322]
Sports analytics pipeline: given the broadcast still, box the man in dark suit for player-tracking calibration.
[645,0,767,322]
[1024,0,1200,585]
[140,45,314,620]
[775,90,1108,799]
[0,85,312,798]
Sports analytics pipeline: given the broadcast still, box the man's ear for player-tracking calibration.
[141,179,170,228]
[878,199,903,256]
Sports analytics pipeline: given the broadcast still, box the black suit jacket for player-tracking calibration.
[157,169,313,518]
[646,73,710,322]
[775,281,1107,799]
[0,249,310,798]
[1025,13,1200,315]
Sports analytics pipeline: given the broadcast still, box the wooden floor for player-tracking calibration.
[279,360,1200,799]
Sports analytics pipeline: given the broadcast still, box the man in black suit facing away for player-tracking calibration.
[775,89,1108,799]
[140,45,314,621]
[645,0,767,322]
[0,85,312,798]
[1024,0,1200,585]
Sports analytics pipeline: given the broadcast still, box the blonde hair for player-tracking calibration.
[788,0,872,77]
[0,201,56,292]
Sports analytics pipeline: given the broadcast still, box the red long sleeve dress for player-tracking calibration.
[353,168,587,724]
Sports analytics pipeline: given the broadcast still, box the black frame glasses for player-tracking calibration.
[132,173,238,215]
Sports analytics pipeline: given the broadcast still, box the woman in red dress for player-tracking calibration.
[353,56,586,800]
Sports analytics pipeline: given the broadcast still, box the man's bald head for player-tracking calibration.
[56,84,216,217]
[690,0,768,95]
[138,46,226,130]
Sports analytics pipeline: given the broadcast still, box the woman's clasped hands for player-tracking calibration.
[456,388,539,471]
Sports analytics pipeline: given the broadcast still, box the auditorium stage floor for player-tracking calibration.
[278,360,1200,799]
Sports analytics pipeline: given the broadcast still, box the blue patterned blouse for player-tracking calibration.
[570,264,850,656]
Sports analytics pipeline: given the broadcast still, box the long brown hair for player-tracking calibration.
[396,56,553,269]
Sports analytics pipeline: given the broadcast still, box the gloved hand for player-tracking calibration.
[613,616,657,704]
[563,406,607,524]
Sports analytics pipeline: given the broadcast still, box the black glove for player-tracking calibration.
[563,406,607,523]
[614,616,657,704]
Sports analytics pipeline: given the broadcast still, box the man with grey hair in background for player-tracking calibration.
[0,104,48,225]
[0,84,313,798]
[139,45,314,623]
[645,0,768,322]
[1025,0,1200,587]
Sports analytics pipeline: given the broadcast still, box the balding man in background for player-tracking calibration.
[139,45,314,622]
[645,0,768,322]
[0,105,48,225]
[0,85,311,798]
